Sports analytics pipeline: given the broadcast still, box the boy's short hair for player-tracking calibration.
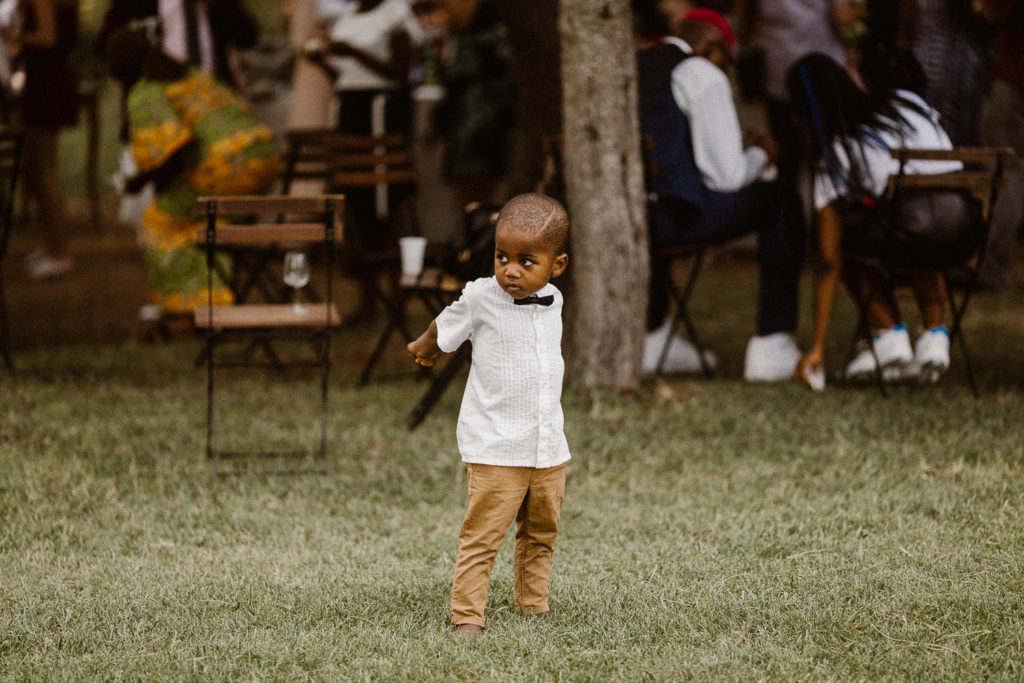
[496,193,569,254]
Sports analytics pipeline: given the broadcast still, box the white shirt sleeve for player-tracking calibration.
[434,282,476,353]
[671,57,768,192]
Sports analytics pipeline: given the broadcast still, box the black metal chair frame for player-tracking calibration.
[844,146,1014,397]
[651,242,716,377]
[0,128,21,374]
[196,195,343,477]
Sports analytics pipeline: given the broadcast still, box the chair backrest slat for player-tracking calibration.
[198,195,343,215]
[279,130,415,194]
[196,222,332,246]
[891,147,1015,165]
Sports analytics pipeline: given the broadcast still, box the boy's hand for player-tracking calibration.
[408,320,441,367]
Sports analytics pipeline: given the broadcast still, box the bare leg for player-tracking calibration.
[23,125,70,260]
[843,261,898,330]
[907,269,946,330]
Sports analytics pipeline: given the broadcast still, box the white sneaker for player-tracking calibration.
[27,253,74,280]
[642,321,717,374]
[844,325,913,382]
[912,326,950,385]
[743,332,801,382]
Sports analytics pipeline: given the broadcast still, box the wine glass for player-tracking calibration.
[283,250,311,314]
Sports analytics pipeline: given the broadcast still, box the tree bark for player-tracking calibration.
[559,0,648,392]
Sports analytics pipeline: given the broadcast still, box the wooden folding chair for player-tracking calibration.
[844,146,1015,397]
[0,128,22,373]
[194,195,344,476]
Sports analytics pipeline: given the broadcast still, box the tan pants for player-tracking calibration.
[451,463,567,627]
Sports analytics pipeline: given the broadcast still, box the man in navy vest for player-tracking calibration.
[639,9,804,381]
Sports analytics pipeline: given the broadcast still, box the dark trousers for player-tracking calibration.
[648,173,804,336]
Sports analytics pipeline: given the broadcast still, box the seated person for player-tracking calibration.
[786,51,963,388]
[638,9,804,379]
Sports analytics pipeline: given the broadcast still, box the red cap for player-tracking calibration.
[682,8,735,48]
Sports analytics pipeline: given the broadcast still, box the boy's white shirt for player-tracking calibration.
[435,276,571,469]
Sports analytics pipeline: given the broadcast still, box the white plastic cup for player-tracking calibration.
[399,236,427,277]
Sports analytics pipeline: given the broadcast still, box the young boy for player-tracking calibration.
[407,193,571,637]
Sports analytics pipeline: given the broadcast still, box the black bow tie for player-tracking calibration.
[514,294,554,306]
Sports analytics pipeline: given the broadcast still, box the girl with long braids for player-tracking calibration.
[786,51,965,388]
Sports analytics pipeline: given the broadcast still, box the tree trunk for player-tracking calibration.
[559,0,648,392]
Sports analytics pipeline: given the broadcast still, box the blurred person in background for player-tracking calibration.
[303,0,420,135]
[788,52,963,387]
[104,26,280,317]
[910,0,993,147]
[302,0,421,323]
[638,10,803,379]
[434,0,513,209]
[976,0,1022,290]
[17,0,79,279]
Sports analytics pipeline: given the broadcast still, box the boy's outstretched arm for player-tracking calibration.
[408,320,441,367]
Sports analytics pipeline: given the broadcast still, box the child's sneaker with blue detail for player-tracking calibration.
[844,324,913,382]
[912,325,950,385]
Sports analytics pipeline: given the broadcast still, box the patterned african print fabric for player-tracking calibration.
[128,70,281,313]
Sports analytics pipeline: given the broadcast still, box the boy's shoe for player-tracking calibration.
[27,253,74,280]
[743,332,801,382]
[912,326,950,385]
[642,321,717,374]
[454,623,483,637]
[844,325,913,382]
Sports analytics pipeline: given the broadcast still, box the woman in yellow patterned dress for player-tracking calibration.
[106,27,281,314]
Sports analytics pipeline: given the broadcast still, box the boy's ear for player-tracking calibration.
[551,252,568,278]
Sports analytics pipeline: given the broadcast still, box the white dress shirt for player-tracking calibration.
[813,91,962,210]
[665,37,772,193]
[327,0,421,91]
[159,0,214,75]
[435,277,571,469]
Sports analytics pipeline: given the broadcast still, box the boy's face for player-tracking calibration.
[493,226,568,300]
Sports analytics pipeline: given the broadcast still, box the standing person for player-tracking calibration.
[105,26,280,316]
[407,193,571,637]
[96,0,258,92]
[18,0,78,279]
[977,0,1023,290]
[639,10,803,379]
[304,0,419,136]
[96,0,259,143]
[910,0,993,146]
[787,52,963,387]
[434,0,513,208]
[735,1,869,374]
[302,0,420,323]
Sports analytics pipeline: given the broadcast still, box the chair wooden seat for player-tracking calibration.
[194,303,341,330]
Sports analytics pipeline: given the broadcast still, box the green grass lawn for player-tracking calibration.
[2,259,1023,680]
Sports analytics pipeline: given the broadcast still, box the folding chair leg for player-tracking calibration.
[944,273,980,398]
[206,334,217,478]
[319,332,331,474]
[357,285,416,386]
[656,249,713,377]
[857,279,889,398]
[0,282,12,373]
[408,343,472,429]
[358,318,398,386]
